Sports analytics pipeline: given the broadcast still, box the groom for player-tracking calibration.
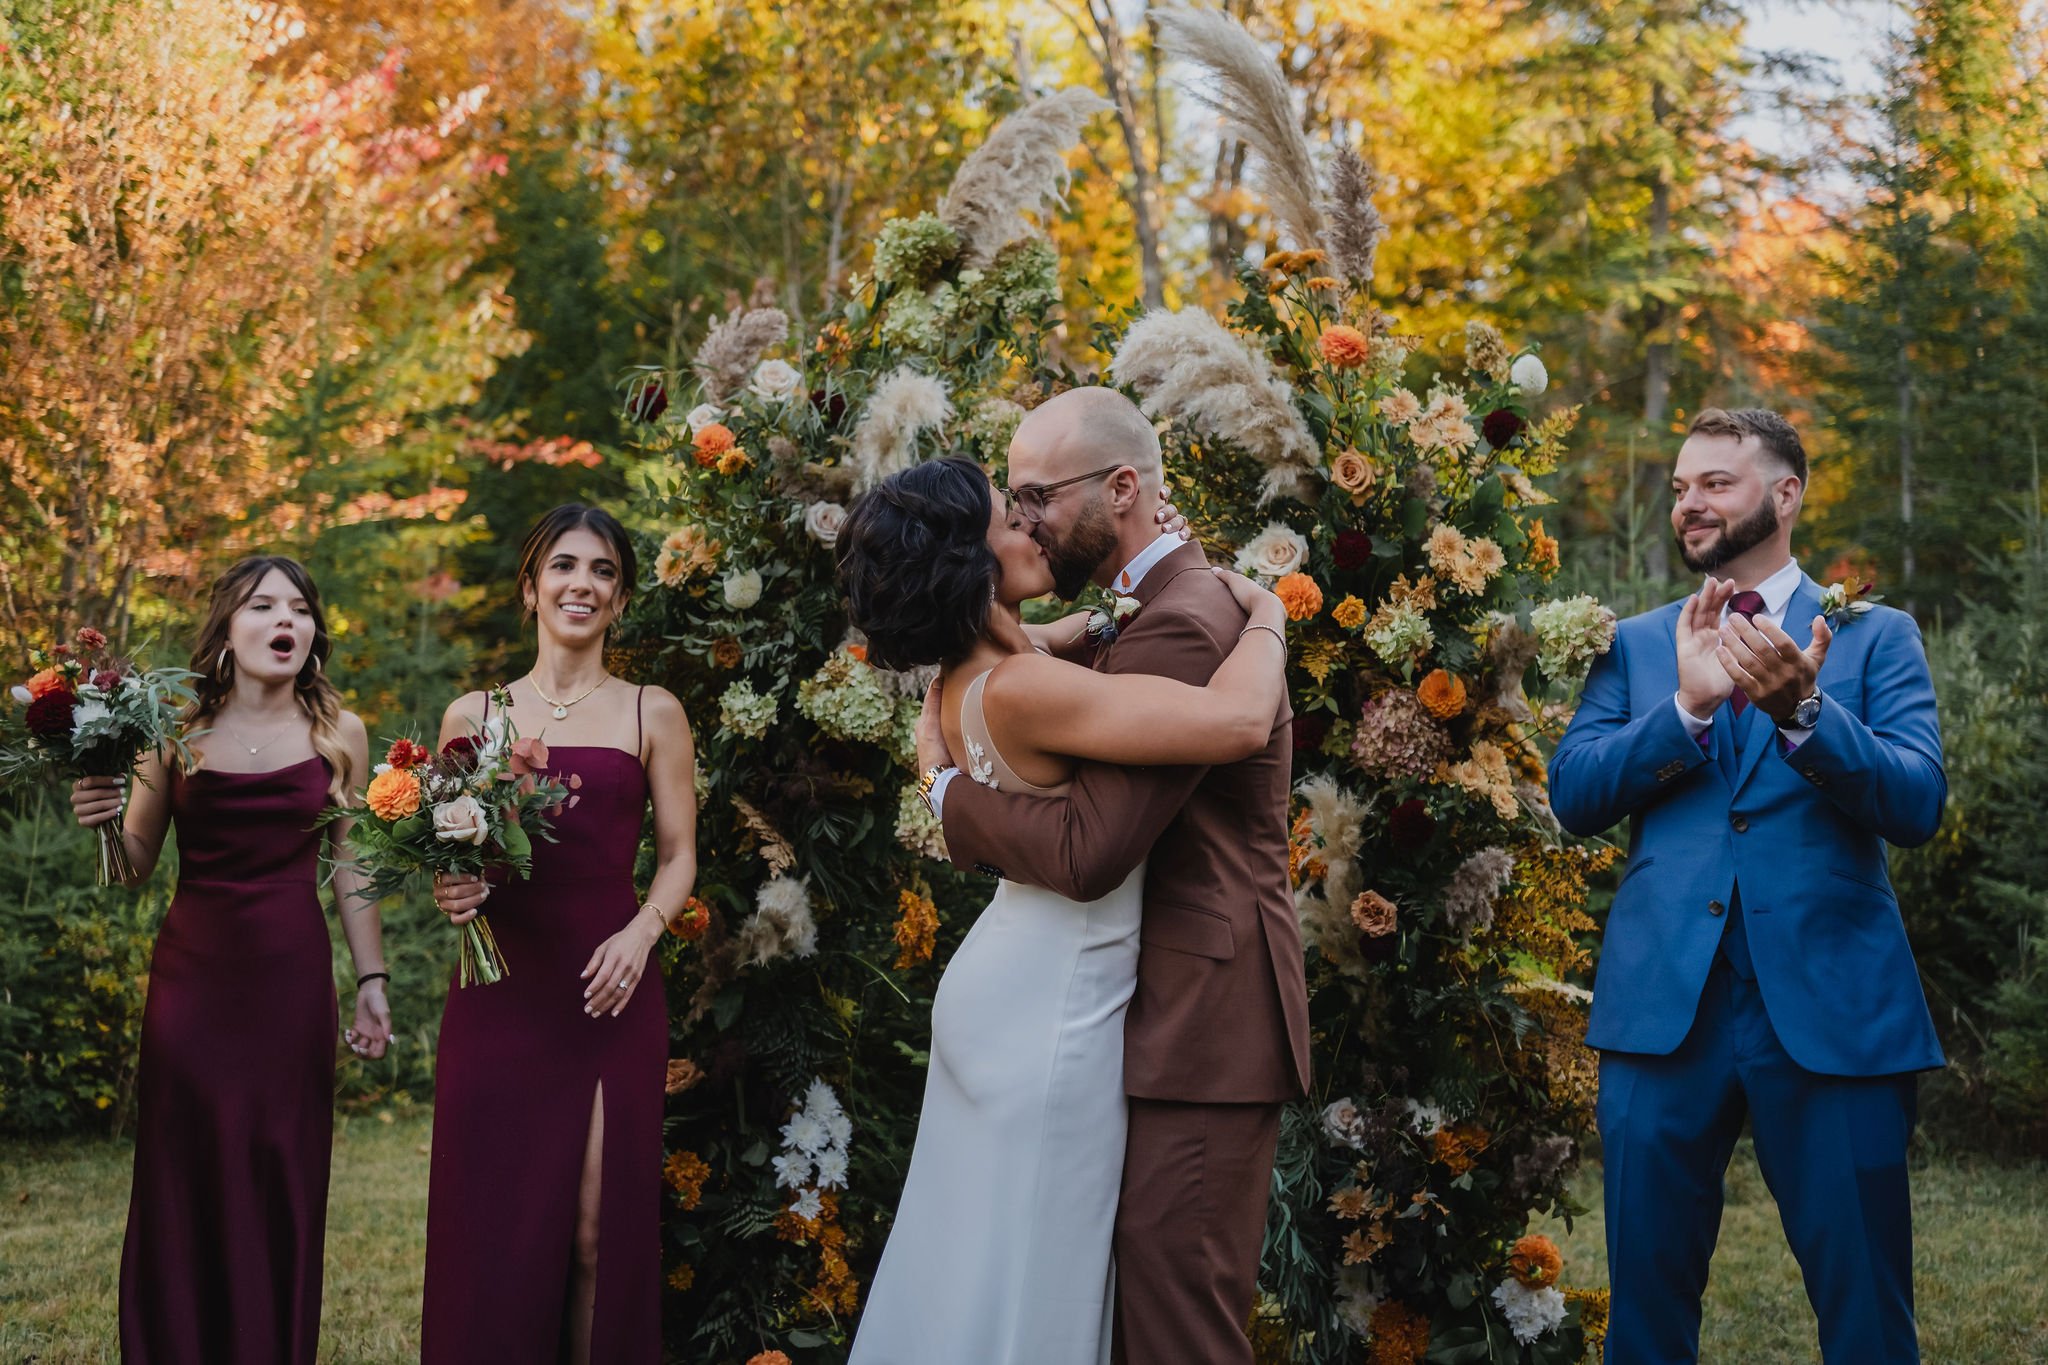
[915,386,1310,1365]
[1549,408,1946,1363]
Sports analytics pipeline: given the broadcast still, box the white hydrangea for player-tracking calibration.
[1530,595,1618,681]
[895,783,948,861]
[1492,1277,1567,1344]
[718,681,777,739]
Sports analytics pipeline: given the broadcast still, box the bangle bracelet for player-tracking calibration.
[356,970,390,988]
[640,901,670,930]
[1240,622,1287,647]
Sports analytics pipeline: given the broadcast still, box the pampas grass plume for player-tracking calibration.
[940,87,1111,266]
[694,307,790,403]
[850,368,954,491]
[1109,308,1319,489]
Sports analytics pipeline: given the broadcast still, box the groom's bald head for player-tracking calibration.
[1007,386,1162,495]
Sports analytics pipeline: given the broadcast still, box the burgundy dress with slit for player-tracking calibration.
[120,754,339,1364]
[421,705,664,1364]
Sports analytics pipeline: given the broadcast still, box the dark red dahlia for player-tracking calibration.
[1333,529,1374,571]
[1292,713,1331,752]
[387,738,431,770]
[90,668,123,689]
[625,379,667,423]
[25,689,78,738]
[440,734,479,771]
[1482,409,1527,449]
[811,389,849,428]
[1388,798,1435,847]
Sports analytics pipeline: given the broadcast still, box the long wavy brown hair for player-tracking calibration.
[186,555,352,800]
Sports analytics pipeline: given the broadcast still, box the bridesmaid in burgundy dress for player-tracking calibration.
[424,504,699,1365]
[70,555,389,1364]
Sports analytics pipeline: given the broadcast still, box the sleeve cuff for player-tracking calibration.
[1673,694,1714,739]
[928,767,960,820]
[1778,724,1814,750]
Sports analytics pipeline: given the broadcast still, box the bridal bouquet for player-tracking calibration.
[0,628,198,885]
[324,687,580,986]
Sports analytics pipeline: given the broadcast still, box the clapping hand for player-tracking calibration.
[1675,578,1739,719]
[1719,612,1833,726]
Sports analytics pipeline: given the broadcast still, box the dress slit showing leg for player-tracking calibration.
[569,1080,605,1365]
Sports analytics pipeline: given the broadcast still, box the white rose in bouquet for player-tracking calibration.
[1233,522,1310,582]
[684,402,726,435]
[431,794,490,846]
[1511,353,1549,397]
[803,501,848,548]
[723,569,764,610]
[749,359,802,402]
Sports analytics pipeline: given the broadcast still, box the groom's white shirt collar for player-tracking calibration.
[1113,531,1181,596]
[1712,557,1802,628]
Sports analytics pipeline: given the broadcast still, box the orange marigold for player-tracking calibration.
[671,896,713,941]
[1416,669,1469,720]
[1275,572,1324,621]
[667,1262,695,1291]
[1368,1299,1431,1365]
[1319,324,1372,369]
[364,767,422,821]
[746,1354,793,1365]
[692,422,737,468]
[715,446,753,477]
[1331,594,1367,630]
[1510,1232,1565,1288]
[892,889,939,970]
[664,1149,711,1209]
[1305,275,1341,291]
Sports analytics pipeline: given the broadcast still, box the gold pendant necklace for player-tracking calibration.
[528,672,609,720]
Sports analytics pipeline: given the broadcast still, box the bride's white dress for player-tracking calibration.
[849,668,1143,1365]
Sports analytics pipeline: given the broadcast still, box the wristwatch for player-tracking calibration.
[917,764,951,817]
[1788,691,1823,730]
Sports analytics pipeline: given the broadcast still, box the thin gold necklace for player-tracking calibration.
[220,716,299,757]
[528,672,609,720]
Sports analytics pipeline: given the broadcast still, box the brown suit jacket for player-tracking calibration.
[942,541,1312,1104]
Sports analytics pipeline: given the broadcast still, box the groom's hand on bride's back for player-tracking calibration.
[916,678,953,774]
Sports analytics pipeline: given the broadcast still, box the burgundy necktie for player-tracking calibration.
[1728,590,1767,716]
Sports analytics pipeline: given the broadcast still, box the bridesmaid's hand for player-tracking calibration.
[432,871,489,925]
[346,981,392,1060]
[72,775,124,829]
[581,921,657,1019]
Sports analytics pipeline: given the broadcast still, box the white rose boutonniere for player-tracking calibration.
[1817,579,1881,628]
[1086,595,1143,648]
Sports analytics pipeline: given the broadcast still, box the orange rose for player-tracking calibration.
[1509,1233,1564,1287]
[1416,669,1468,720]
[1274,573,1323,621]
[692,423,737,469]
[1319,324,1371,369]
[1350,890,1398,937]
[1330,448,1375,500]
[23,666,69,700]
[364,767,422,821]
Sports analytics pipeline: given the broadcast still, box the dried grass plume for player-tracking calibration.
[693,307,790,403]
[1109,308,1319,499]
[939,87,1111,267]
[1322,145,1386,287]
[1155,6,1323,251]
[850,368,954,491]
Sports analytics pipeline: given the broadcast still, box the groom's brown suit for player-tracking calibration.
[942,540,1311,1365]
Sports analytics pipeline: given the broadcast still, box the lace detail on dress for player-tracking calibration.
[965,735,998,789]
[961,669,1069,796]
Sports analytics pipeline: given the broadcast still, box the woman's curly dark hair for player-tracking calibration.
[836,456,1000,670]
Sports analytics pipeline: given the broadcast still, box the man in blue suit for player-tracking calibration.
[1549,408,1945,1364]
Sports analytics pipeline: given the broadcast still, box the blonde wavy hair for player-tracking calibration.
[186,556,353,801]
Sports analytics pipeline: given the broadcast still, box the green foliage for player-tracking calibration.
[1893,483,2048,1153]
[0,793,165,1137]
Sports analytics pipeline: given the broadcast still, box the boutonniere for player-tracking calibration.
[1086,596,1142,647]
[1818,579,1881,628]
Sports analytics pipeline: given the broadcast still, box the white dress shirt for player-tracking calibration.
[1673,557,1814,749]
[930,533,1181,820]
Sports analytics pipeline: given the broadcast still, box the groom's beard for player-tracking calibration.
[1044,496,1120,601]
[1676,496,1779,573]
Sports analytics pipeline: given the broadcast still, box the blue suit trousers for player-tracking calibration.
[1597,908,1921,1364]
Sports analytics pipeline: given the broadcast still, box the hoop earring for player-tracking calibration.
[216,648,233,679]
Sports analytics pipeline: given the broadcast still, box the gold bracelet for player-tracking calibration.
[639,900,670,931]
[1240,622,1287,648]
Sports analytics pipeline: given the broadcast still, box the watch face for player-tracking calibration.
[1795,695,1822,727]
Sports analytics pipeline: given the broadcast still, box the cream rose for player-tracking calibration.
[803,501,848,548]
[1330,448,1375,501]
[684,402,726,435]
[1233,522,1310,582]
[749,359,802,402]
[723,568,764,610]
[431,794,489,846]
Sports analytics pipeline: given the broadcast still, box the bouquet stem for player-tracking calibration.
[458,913,509,988]
[95,823,134,888]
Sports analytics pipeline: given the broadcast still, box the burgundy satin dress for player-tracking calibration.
[120,754,339,1364]
[421,704,665,1364]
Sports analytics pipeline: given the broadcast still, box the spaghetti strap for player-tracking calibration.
[635,685,645,753]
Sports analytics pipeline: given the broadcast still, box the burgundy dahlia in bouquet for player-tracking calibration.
[324,686,581,986]
[0,629,199,885]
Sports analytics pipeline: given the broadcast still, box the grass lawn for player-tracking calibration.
[3,1116,2043,1363]
[1538,1139,2048,1362]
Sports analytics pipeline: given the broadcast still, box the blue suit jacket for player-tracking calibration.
[1548,574,1947,1077]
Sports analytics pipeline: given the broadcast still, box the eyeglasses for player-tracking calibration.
[999,465,1126,524]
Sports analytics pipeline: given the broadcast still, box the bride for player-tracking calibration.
[833,455,1288,1364]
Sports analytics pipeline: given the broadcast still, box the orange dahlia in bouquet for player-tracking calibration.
[0,628,199,884]
[321,687,581,986]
